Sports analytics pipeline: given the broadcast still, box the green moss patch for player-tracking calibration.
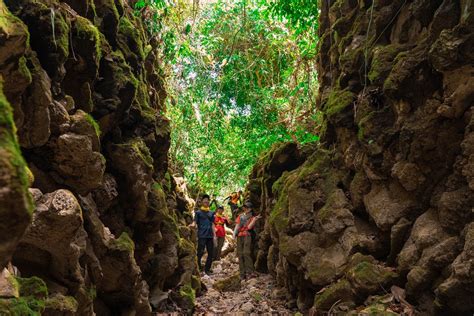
[111,232,135,252]
[0,297,43,315]
[85,113,101,136]
[74,16,102,62]
[118,16,145,60]
[18,56,32,84]
[0,276,48,315]
[324,89,355,118]
[368,44,407,84]
[314,279,353,310]
[269,192,289,233]
[346,254,398,294]
[0,80,34,215]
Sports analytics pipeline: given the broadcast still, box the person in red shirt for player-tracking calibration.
[213,205,231,261]
[234,202,261,279]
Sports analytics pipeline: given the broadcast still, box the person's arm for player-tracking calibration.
[223,195,230,202]
[233,216,241,238]
[247,215,262,230]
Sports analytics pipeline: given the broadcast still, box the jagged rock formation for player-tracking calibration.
[248,0,473,314]
[0,0,199,314]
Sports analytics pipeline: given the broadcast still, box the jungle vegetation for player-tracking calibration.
[134,0,320,195]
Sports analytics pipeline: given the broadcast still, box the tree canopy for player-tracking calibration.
[134,0,320,195]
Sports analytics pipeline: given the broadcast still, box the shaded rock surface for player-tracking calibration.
[247,0,474,314]
[0,0,200,314]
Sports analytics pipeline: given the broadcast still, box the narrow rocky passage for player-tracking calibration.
[0,0,473,315]
[194,251,294,315]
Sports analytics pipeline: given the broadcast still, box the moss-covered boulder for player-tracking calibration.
[213,274,241,292]
[44,294,78,315]
[346,254,398,296]
[313,279,354,311]
[0,276,48,315]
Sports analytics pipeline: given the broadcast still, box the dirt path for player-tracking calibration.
[194,251,295,315]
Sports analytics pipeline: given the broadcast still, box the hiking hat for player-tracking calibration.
[217,205,224,210]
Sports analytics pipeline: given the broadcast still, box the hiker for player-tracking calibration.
[224,190,242,220]
[214,205,231,260]
[192,194,215,275]
[233,201,261,280]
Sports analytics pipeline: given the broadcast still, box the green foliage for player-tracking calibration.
[135,0,320,195]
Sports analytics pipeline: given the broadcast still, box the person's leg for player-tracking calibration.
[243,235,255,275]
[197,238,206,271]
[237,237,246,279]
[215,237,224,260]
[204,238,214,273]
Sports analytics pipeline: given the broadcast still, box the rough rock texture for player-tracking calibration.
[0,0,199,314]
[0,1,34,271]
[248,0,473,314]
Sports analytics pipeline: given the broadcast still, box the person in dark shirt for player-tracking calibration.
[193,194,215,275]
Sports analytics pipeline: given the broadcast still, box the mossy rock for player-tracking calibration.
[73,15,102,63]
[117,15,146,63]
[382,50,414,95]
[17,56,32,85]
[346,253,398,295]
[0,297,44,315]
[213,274,241,292]
[368,44,408,84]
[110,232,135,252]
[357,112,375,141]
[15,277,48,299]
[323,88,355,120]
[177,284,195,311]
[269,192,289,233]
[314,279,354,311]
[178,237,195,257]
[358,303,399,315]
[45,294,78,314]
[0,80,34,268]
[191,275,202,294]
[114,138,154,169]
[306,259,339,286]
[0,276,48,315]
[85,113,101,137]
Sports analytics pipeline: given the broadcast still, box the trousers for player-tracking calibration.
[237,235,254,278]
[197,237,214,272]
[214,236,225,260]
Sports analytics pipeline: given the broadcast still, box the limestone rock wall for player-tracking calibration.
[0,0,199,314]
[248,0,473,314]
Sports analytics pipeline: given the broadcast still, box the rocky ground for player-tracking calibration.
[194,251,295,315]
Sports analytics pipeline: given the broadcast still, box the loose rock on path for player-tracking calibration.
[194,252,295,315]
